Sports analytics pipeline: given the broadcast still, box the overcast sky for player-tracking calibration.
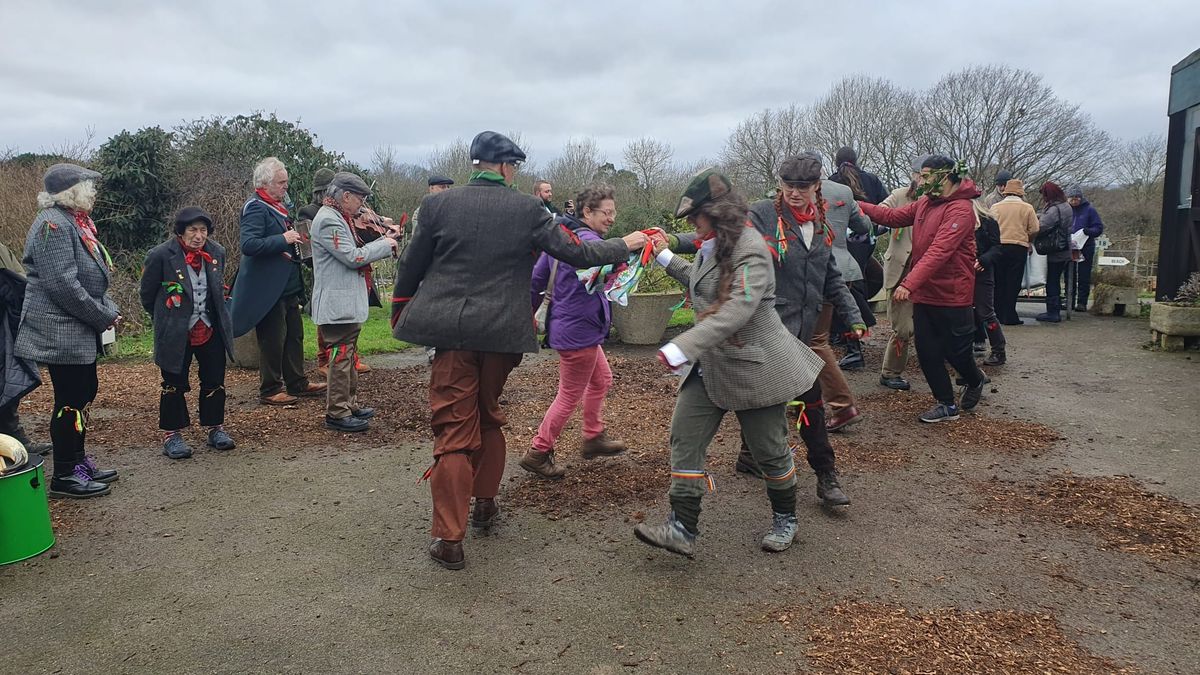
[1,1,1196,170]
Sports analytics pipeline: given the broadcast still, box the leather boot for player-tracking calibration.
[816,470,851,506]
[429,538,465,570]
[837,340,865,371]
[470,498,499,530]
[519,448,565,479]
[580,431,626,459]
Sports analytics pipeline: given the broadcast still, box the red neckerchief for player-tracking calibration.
[255,188,290,218]
[71,210,104,262]
[786,202,817,224]
[179,238,214,272]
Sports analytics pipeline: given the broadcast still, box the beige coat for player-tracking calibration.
[993,196,1040,247]
[880,186,916,290]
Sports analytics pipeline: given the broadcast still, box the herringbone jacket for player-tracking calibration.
[15,207,119,365]
[666,225,824,411]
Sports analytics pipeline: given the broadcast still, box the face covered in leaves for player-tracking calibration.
[915,160,969,198]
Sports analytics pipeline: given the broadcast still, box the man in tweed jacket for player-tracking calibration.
[391,131,646,571]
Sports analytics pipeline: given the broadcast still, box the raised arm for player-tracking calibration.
[858,199,919,229]
[900,201,975,293]
[315,215,394,269]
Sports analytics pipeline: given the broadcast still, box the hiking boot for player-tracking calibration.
[519,449,565,479]
[734,444,763,478]
[960,382,985,412]
[162,433,193,459]
[983,350,1006,366]
[355,356,372,374]
[326,415,369,433]
[429,538,465,570]
[826,406,863,432]
[580,432,626,459]
[879,375,911,391]
[816,470,851,506]
[7,424,52,456]
[82,454,118,483]
[761,512,798,552]
[207,428,236,451]
[470,497,499,530]
[633,512,696,558]
[49,465,111,499]
[919,403,960,423]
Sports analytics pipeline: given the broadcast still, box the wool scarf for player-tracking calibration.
[254,188,290,218]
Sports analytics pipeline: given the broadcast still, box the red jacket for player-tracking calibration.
[859,180,980,307]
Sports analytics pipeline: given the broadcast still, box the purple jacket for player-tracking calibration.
[1070,200,1104,237]
[531,216,612,351]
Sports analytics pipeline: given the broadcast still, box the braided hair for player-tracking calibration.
[696,191,751,321]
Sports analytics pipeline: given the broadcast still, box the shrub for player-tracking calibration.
[90,126,178,251]
[1171,272,1200,307]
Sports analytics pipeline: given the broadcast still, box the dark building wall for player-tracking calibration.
[1157,49,1200,300]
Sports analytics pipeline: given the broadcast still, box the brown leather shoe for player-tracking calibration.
[581,431,627,459]
[289,382,327,398]
[260,391,299,406]
[826,406,864,432]
[518,449,565,479]
[429,538,465,570]
[355,361,372,374]
[470,498,499,530]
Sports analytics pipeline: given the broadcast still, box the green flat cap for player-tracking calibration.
[675,168,732,218]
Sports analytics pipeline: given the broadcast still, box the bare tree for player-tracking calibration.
[807,76,921,188]
[544,137,604,200]
[719,105,814,197]
[425,138,473,186]
[622,137,674,191]
[1113,134,1166,197]
[915,65,1114,187]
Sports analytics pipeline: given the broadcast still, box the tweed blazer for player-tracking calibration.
[879,186,917,290]
[229,197,299,337]
[666,225,824,411]
[139,238,235,374]
[310,206,394,326]
[392,178,629,353]
[821,180,872,283]
[14,207,119,365]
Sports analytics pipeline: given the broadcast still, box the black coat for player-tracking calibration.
[140,239,235,374]
[976,213,1003,272]
[229,198,302,336]
[0,269,40,410]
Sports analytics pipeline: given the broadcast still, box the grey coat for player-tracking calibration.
[1038,201,1074,263]
[310,206,394,326]
[139,238,235,374]
[821,179,872,283]
[14,207,119,365]
[391,178,629,353]
[666,226,824,411]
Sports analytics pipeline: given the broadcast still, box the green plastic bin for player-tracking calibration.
[0,455,55,565]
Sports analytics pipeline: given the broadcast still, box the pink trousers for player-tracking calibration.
[532,345,613,451]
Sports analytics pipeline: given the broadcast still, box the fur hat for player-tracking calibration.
[1000,179,1025,197]
[675,169,732,218]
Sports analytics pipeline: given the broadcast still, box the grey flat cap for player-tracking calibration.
[44,163,101,194]
[470,131,526,165]
[330,171,371,196]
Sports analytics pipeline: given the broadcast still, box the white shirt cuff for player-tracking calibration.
[655,249,675,266]
[659,342,688,367]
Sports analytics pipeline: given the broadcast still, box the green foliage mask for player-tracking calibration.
[914,160,969,198]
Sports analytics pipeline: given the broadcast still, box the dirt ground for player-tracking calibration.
[2,306,1198,674]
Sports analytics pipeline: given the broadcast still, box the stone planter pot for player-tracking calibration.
[611,292,683,345]
[1091,284,1138,316]
[231,330,260,369]
[1149,303,1200,351]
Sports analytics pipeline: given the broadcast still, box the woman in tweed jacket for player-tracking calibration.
[633,170,826,558]
[15,164,121,499]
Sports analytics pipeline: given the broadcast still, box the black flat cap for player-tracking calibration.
[43,163,101,194]
[330,172,371,196]
[470,131,526,165]
[428,175,454,186]
[174,206,214,233]
[778,152,823,185]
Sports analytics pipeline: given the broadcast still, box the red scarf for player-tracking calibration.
[342,211,374,296]
[787,202,817,224]
[255,188,290,218]
[179,238,214,271]
[71,210,106,265]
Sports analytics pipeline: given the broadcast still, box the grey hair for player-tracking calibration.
[252,157,287,188]
[325,185,348,202]
[37,180,98,212]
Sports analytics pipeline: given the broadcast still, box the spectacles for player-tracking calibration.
[594,208,616,218]
[778,181,814,193]
[508,160,524,170]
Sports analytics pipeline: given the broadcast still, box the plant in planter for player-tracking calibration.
[610,264,685,345]
[1149,272,1200,351]
[1090,267,1139,317]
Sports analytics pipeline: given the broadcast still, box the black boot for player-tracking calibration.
[1036,297,1062,323]
[797,406,850,506]
[983,347,1006,366]
[838,340,865,371]
[49,407,109,499]
[816,470,851,506]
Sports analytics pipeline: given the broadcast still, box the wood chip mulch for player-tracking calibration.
[976,474,1200,562]
[857,390,1061,453]
[790,601,1138,674]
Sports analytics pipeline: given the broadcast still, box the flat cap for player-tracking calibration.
[428,175,454,186]
[778,152,823,185]
[470,131,526,165]
[43,163,101,194]
[174,206,214,233]
[675,168,733,218]
[312,168,336,195]
[330,171,371,196]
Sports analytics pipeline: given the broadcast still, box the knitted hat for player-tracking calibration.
[675,169,732,218]
[1066,184,1084,199]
